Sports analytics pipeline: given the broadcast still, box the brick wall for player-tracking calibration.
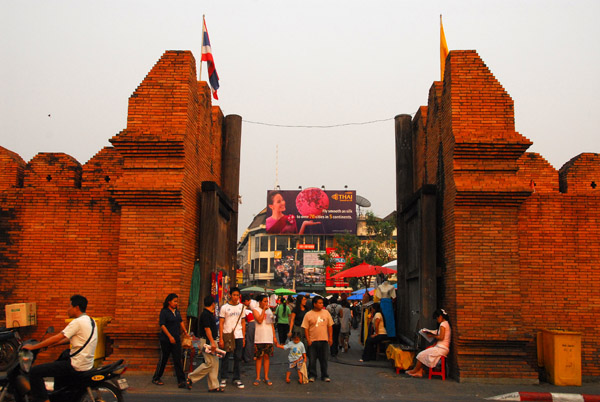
[0,50,241,371]
[410,50,599,381]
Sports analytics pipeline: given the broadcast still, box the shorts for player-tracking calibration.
[289,357,304,370]
[340,331,350,340]
[254,343,274,359]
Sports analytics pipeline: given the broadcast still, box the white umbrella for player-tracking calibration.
[382,260,397,270]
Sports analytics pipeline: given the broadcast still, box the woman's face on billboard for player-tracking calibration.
[269,193,286,214]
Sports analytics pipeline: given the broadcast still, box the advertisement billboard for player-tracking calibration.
[266,188,356,235]
[272,249,326,290]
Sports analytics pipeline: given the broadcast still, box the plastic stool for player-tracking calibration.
[428,355,446,380]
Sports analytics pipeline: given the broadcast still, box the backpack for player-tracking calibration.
[328,303,340,325]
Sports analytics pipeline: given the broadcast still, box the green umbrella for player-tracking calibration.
[186,261,201,318]
[240,286,267,293]
[274,287,296,296]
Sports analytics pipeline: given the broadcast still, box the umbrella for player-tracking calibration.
[240,286,267,293]
[351,287,374,295]
[274,287,296,296]
[186,261,201,318]
[382,260,397,270]
[347,293,364,301]
[331,262,396,280]
[296,292,319,297]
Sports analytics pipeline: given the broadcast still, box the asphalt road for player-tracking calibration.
[122,331,599,402]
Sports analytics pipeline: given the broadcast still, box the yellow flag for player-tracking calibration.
[440,15,449,81]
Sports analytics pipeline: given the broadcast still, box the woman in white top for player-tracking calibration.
[407,309,451,378]
[252,294,278,386]
[359,303,387,362]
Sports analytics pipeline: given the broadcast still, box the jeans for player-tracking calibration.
[219,338,243,381]
[330,324,341,356]
[308,340,329,379]
[153,340,185,384]
[29,360,74,402]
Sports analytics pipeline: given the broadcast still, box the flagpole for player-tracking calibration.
[199,14,205,81]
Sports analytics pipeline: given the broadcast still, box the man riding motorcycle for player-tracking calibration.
[23,295,97,402]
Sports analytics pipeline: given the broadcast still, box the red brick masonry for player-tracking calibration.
[0,50,239,370]
[411,50,599,381]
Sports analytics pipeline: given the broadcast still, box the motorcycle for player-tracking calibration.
[0,327,21,372]
[0,327,128,402]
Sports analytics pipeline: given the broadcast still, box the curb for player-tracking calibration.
[487,392,600,402]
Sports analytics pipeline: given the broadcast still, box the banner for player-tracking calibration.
[325,247,348,287]
[273,249,326,290]
[266,188,356,235]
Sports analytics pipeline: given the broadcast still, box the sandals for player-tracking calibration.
[263,379,273,386]
[185,378,192,390]
[208,387,225,392]
[152,379,164,386]
[253,379,261,386]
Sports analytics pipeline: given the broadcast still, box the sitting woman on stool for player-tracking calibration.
[359,303,387,362]
[407,309,451,377]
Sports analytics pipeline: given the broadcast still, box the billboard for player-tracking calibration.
[273,249,326,290]
[266,188,356,235]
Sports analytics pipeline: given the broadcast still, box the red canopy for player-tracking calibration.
[331,261,396,280]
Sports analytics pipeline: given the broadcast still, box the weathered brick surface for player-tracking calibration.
[0,50,239,371]
[411,50,599,381]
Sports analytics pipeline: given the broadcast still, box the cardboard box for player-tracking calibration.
[5,303,37,328]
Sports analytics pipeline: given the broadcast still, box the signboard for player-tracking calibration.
[297,244,315,250]
[266,188,356,235]
[273,249,326,290]
[325,247,348,288]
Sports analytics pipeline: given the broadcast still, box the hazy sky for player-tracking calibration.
[1,0,599,235]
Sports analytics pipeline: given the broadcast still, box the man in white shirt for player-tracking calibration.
[218,287,246,389]
[24,295,98,402]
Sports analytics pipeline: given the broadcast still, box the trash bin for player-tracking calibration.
[65,316,112,368]
[537,329,581,386]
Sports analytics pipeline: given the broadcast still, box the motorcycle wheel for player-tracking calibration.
[0,339,19,371]
[78,382,123,402]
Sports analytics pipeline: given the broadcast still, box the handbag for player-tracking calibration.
[222,305,244,353]
[182,334,193,349]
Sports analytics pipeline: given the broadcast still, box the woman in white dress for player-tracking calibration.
[407,309,451,378]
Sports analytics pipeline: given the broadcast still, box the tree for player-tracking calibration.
[320,211,396,290]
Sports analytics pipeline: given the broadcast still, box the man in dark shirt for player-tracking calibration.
[186,295,222,392]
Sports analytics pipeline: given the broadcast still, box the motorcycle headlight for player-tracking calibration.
[19,349,34,373]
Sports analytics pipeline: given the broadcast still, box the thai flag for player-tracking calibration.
[202,18,220,100]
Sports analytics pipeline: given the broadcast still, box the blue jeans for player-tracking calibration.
[219,338,243,381]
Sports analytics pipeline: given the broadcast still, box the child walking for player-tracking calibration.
[277,332,307,384]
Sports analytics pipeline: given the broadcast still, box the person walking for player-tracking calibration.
[186,295,223,392]
[152,293,188,388]
[287,294,308,348]
[251,294,278,386]
[218,287,246,389]
[301,295,333,382]
[339,300,352,353]
[242,294,257,363]
[274,296,291,344]
[326,294,342,357]
[277,330,307,384]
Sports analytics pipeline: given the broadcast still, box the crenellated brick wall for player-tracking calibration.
[0,50,241,371]
[410,50,599,382]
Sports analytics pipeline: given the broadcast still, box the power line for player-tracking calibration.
[242,117,395,129]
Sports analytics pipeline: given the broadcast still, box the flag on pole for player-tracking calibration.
[440,15,449,81]
[202,16,220,100]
